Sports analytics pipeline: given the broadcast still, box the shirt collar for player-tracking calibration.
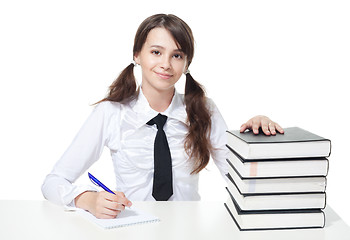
[131,88,188,128]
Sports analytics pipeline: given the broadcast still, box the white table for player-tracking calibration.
[1,200,350,240]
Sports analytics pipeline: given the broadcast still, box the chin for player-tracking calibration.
[156,85,176,92]
[153,79,178,91]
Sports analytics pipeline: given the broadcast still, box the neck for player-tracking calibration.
[141,86,175,112]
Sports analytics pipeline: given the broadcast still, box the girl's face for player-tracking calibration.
[134,27,187,94]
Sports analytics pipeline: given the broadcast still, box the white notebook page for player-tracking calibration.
[76,207,160,229]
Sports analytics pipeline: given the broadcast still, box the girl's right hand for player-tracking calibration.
[75,191,132,219]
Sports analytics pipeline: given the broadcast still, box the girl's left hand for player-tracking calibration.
[240,115,284,135]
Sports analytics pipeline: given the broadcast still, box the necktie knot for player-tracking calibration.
[147,113,168,130]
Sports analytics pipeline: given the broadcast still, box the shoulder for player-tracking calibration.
[205,97,227,128]
[175,92,185,105]
[178,93,220,118]
[95,100,123,109]
[92,101,124,118]
[205,97,219,113]
[177,93,216,110]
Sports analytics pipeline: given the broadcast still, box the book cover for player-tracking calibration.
[224,187,325,231]
[226,145,329,177]
[226,127,331,160]
[226,169,327,194]
[226,176,326,211]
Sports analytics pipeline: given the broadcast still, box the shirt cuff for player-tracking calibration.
[59,184,98,208]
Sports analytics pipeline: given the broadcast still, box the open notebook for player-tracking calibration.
[76,207,160,229]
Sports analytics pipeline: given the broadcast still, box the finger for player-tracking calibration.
[268,122,276,135]
[250,116,265,135]
[115,192,132,207]
[101,191,118,202]
[275,123,284,134]
[261,125,271,135]
[260,118,272,135]
[103,191,123,201]
[240,123,248,133]
[252,121,260,135]
[94,200,121,219]
[105,200,126,211]
[96,209,121,219]
[103,207,121,218]
[104,191,132,208]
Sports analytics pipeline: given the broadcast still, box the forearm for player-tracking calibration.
[41,174,97,206]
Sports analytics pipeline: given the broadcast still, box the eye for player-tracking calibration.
[152,50,161,55]
[173,54,183,59]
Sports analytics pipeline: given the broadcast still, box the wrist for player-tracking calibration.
[74,191,97,211]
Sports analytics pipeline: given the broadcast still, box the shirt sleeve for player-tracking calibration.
[207,99,229,179]
[41,102,120,206]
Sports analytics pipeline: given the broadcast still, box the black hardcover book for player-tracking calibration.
[226,174,326,211]
[226,127,331,160]
[226,145,329,178]
[226,159,327,194]
[224,187,325,231]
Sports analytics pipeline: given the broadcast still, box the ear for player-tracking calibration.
[183,68,188,74]
[134,52,141,65]
[183,58,190,74]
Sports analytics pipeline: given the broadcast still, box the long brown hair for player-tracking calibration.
[98,14,212,174]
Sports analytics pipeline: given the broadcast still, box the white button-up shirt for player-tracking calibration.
[41,89,228,205]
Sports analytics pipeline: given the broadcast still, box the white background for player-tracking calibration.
[1,0,349,224]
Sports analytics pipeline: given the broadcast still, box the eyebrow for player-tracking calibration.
[150,45,184,53]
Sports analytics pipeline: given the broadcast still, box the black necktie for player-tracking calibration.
[147,113,173,201]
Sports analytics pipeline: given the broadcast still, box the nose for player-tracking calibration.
[160,55,171,70]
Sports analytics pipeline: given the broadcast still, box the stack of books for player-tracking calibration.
[224,127,331,231]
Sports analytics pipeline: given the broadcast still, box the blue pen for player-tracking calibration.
[88,172,115,195]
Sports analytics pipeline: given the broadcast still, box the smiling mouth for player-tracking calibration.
[155,72,173,79]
